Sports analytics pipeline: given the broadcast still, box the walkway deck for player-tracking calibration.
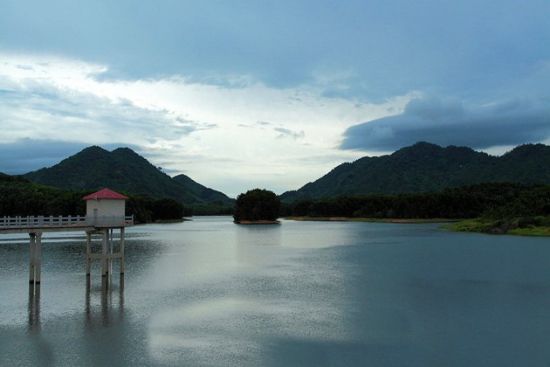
[0,215,134,233]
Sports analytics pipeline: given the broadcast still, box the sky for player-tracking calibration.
[1,0,549,197]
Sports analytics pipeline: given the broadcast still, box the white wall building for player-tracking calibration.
[83,188,128,226]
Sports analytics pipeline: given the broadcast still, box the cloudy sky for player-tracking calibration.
[1,0,549,196]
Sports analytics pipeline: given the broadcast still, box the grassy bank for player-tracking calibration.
[446,217,550,236]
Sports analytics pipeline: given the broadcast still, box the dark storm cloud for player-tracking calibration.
[341,98,550,151]
[2,1,549,100]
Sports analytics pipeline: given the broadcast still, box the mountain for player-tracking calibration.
[24,146,232,205]
[281,142,550,202]
[172,174,230,204]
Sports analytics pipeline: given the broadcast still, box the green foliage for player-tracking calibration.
[449,216,550,236]
[151,198,185,220]
[287,183,550,220]
[126,196,188,222]
[0,175,85,216]
[281,142,550,202]
[234,189,280,222]
[190,203,234,216]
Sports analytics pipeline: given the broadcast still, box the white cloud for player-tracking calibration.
[0,52,414,196]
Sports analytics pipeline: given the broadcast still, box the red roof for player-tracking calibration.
[82,188,128,201]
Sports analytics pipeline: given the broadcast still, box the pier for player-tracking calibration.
[0,188,134,287]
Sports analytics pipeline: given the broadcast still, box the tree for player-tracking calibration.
[233,189,280,222]
[151,198,185,220]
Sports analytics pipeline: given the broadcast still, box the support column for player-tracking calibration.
[109,229,114,276]
[85,232,91,277]
[35,233,42,284]
[101,229,108,277]
[29,233,36,284]
[120,227,125,275]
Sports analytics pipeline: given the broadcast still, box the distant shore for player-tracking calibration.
[153,218,188,223]
[285,216,459,224]
[286,216,550,236]
[235,220,280,225]
[446,219,550,237]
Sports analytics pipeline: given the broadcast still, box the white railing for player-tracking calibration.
[87,215,134,227]
[0,215,134,229]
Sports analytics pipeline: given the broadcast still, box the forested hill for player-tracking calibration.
[23,146,232,206]
[281,142,550,202]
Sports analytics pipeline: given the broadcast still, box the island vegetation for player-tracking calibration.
[233,189,281,224]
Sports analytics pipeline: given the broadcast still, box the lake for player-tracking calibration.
[1,216,549,366]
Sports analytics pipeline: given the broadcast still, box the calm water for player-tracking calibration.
[1,216,549,366]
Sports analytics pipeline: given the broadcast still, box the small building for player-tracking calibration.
[83,188,129,226]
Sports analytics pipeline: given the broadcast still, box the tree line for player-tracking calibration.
[281,183,550,220]
[0,174,188,223]
[4,173,550,224]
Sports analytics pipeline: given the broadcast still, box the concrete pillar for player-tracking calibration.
[35,233,42,284]
[120,227,125,275]
[101,229,108,277]
[85,232,91,276]
[29,233,36,284]
[109,229,114,276]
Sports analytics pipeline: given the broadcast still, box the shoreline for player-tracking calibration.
[445,219,550,237]
[234,220,281,225]
[285,216,460,224]
[286,216,550,236]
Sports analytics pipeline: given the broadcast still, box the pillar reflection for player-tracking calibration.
[85,274,125,327]
[27,283,41,332]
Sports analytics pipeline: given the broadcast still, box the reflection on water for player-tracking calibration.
[28,284,41,332]
[1,217,550,366]
[27,275,126,331]
[235,223,282,266]
[85,276,125,327]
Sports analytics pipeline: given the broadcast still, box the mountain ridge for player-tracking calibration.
[281,142,550,202]
[23,146,233,206]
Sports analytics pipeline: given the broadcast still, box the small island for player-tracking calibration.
[233,189,281,224]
